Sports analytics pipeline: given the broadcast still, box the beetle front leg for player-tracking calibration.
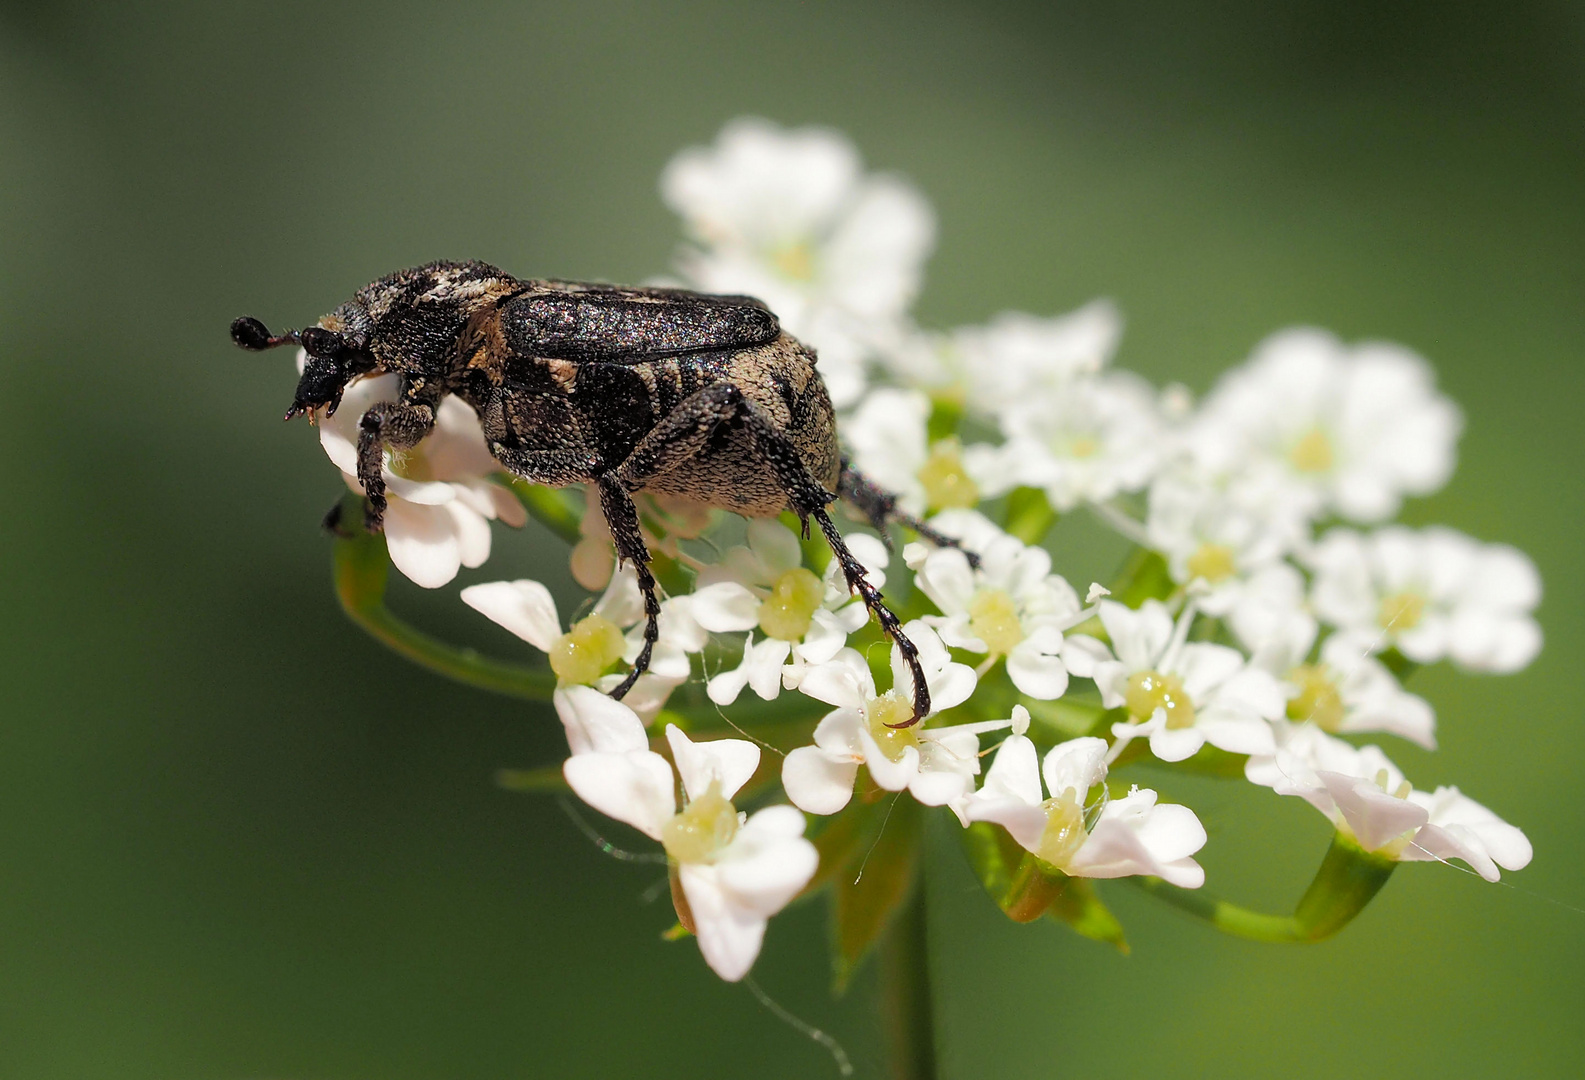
[596,472,660,703]
[356,400,435,531]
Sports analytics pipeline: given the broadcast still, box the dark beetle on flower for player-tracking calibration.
[231,259,963,723]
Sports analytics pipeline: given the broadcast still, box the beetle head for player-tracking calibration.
[231,309,375,420]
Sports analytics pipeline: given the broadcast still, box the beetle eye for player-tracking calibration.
[300,326,349,357]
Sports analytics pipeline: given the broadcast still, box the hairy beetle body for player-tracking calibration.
[232,260,951,722]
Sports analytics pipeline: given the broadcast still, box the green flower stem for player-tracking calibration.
[879,882,939,1080]
[332,521,556,701]
[1127,833,1397,943]
[1127,876,1306,942]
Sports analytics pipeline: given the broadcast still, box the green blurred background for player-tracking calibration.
[1,1,1580,1076]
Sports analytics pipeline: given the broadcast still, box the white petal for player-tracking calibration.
[677,863,766,983]
[666,725,761,802]
[687,581,763,633]
[1041,738,1108,798]
[383,498,463,589]
[782,746,859,815]
[1005,643,1070,700]
[979,734,1044,806]
[554,685,650,756]
[460,580,562,652]
[562,750,675,840]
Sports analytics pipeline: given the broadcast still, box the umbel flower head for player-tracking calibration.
[293,118,1540,1002]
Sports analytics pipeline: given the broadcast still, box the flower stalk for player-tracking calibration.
[879,883,939,1080]
[331,500,556,701]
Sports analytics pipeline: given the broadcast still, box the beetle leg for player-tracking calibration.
[355,400,435,531]
[596,472,660,703]
[809,507,931,726]
[608,382,932,724]
[837,458,981,569]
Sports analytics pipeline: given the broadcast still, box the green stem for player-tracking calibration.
[878,882,938,1080]
[1127,833,1397,943]
[1126,876,1306,942]
[332,522,556,701]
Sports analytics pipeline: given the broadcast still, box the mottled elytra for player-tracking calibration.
[232,260,964,723]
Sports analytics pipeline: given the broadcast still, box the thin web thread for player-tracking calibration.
[743,976,853,1078]
[557,797,667,864]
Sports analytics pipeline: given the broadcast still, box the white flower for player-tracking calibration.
[781,625,979,813]
[1145,471,1300,616]
[560,709,818,982]
[907,511,1101,700]
[1185,327,1463,523]
[1245,723,1530,880]
[660,117,934,408]
[996,372,1166,512]
[1233,564,1436,749]
[1401,785,1534,883]
[1090,599,1286,762]
[953,734,1207,887]
[883,303,1122,416]
[843,388,1009,517]
[1307,526,1542,673]
[690,520,885,706]
[461,568,705,719]
[313,371,525,588]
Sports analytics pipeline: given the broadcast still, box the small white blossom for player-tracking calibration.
[908,511,1101,700]
[1232,564,1436,748]
[1185,327,1463,523]
[313,371,525,588]
[996,372,1166,512]
[883,303,1121,416]
[782,624,979,813]
[1307,526,1542,673]
[1088,599,1286,762]
[690,520,885,706]
[953,734,1207,887]
[1145,471,1300,616]
[661,117,934,408]
[462,568,704,720]
[843,388,1010,516]
[1245,723,1530,880]
[561,708,817,981]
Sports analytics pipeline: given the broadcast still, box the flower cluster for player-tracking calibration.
[308,119,1539,984]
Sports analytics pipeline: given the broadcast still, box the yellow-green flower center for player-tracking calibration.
[916,438,981,511]
[757,567,825,641]
[1186,542,1237,584]
[388,444,436,482]
[660,780,740,864]
[968,588,1025,656]
[1125,670,1196,729]
[1377,591,1426,632]
[1288,426,1335,474]
[549,613,627,686]
[1066,434,1101,459]
[864,691,921,762]
[1035,788,1088,868]
[771,240,816,282]
[1285,664,1346,731]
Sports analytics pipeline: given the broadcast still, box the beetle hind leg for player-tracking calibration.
[838,459,981,569]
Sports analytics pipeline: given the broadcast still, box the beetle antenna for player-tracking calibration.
[231,316,300,351]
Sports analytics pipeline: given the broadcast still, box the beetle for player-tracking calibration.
[232,259,965,724]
